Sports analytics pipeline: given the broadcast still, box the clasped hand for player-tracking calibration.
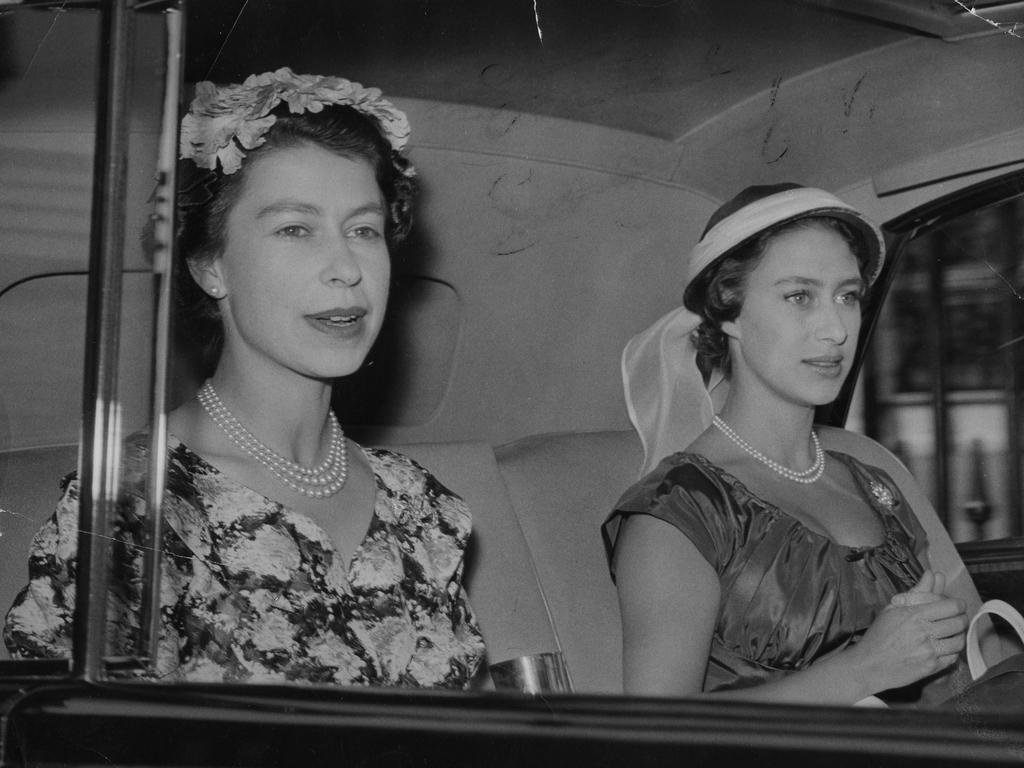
[853,570,968,694]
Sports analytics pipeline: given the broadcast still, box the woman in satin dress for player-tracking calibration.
[604,183,969,704]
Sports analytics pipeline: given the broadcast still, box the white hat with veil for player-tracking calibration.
[622,184,886,477]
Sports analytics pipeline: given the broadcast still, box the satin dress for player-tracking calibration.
[604,451,926,694]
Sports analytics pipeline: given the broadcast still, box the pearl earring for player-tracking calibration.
[208,286,221,297]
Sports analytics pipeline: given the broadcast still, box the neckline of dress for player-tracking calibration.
[678,449,895,554]
[164,433,380,562]
[167,432,372,501]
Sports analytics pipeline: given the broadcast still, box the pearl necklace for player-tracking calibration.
[712,415,825,484]
[197,380,348,498]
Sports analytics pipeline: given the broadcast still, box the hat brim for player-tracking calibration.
[682,189,884,309]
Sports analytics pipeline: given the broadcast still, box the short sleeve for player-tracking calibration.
[366,449,473,590]
[2,475,82,658]
[3,468,149,661]
[359,448,485,687]
[603,454,742,581]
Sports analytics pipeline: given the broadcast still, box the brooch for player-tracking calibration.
[869,481,896,511]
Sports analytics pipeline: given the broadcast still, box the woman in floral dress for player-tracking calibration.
[4,69,485,688]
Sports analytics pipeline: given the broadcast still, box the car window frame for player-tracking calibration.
[2,6,1024,762]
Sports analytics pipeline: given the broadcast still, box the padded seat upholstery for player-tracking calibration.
[494,430,643,694]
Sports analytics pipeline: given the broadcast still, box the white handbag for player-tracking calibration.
[965,599,1024,680]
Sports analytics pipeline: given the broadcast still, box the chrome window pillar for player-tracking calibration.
[71,0,185,681]
[140,3,185,667]
[72,0,136,682]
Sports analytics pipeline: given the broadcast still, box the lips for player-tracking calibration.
[803,355,845,377]
[305,306,367,337]
[310,306,365,323]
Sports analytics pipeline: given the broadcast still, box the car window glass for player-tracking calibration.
[0,3,168,666]
[864,189,1024,545]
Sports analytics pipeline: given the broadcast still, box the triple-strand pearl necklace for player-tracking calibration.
[712,414,825,484]
[197,380,349,498]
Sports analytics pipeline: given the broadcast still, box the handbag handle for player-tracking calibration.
[965,599,1024,679]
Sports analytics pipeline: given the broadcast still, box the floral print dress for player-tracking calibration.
[3,435,485,688]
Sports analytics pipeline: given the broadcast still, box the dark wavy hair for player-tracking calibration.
[175,104,418,376]
[685,216,872,381]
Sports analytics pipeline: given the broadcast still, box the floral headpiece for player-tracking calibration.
[179,67,412,176]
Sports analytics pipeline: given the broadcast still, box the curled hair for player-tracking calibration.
[175,104,418,376]
[685,215,872,381]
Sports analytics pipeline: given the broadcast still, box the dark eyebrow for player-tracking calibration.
[775,276,865,289]
[775,276,823,288]
[255,200,386,220]
[349,202,387,218]
[255,200,323,220]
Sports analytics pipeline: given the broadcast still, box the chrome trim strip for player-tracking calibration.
[72,0,136,682]
[138,3,185,670]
